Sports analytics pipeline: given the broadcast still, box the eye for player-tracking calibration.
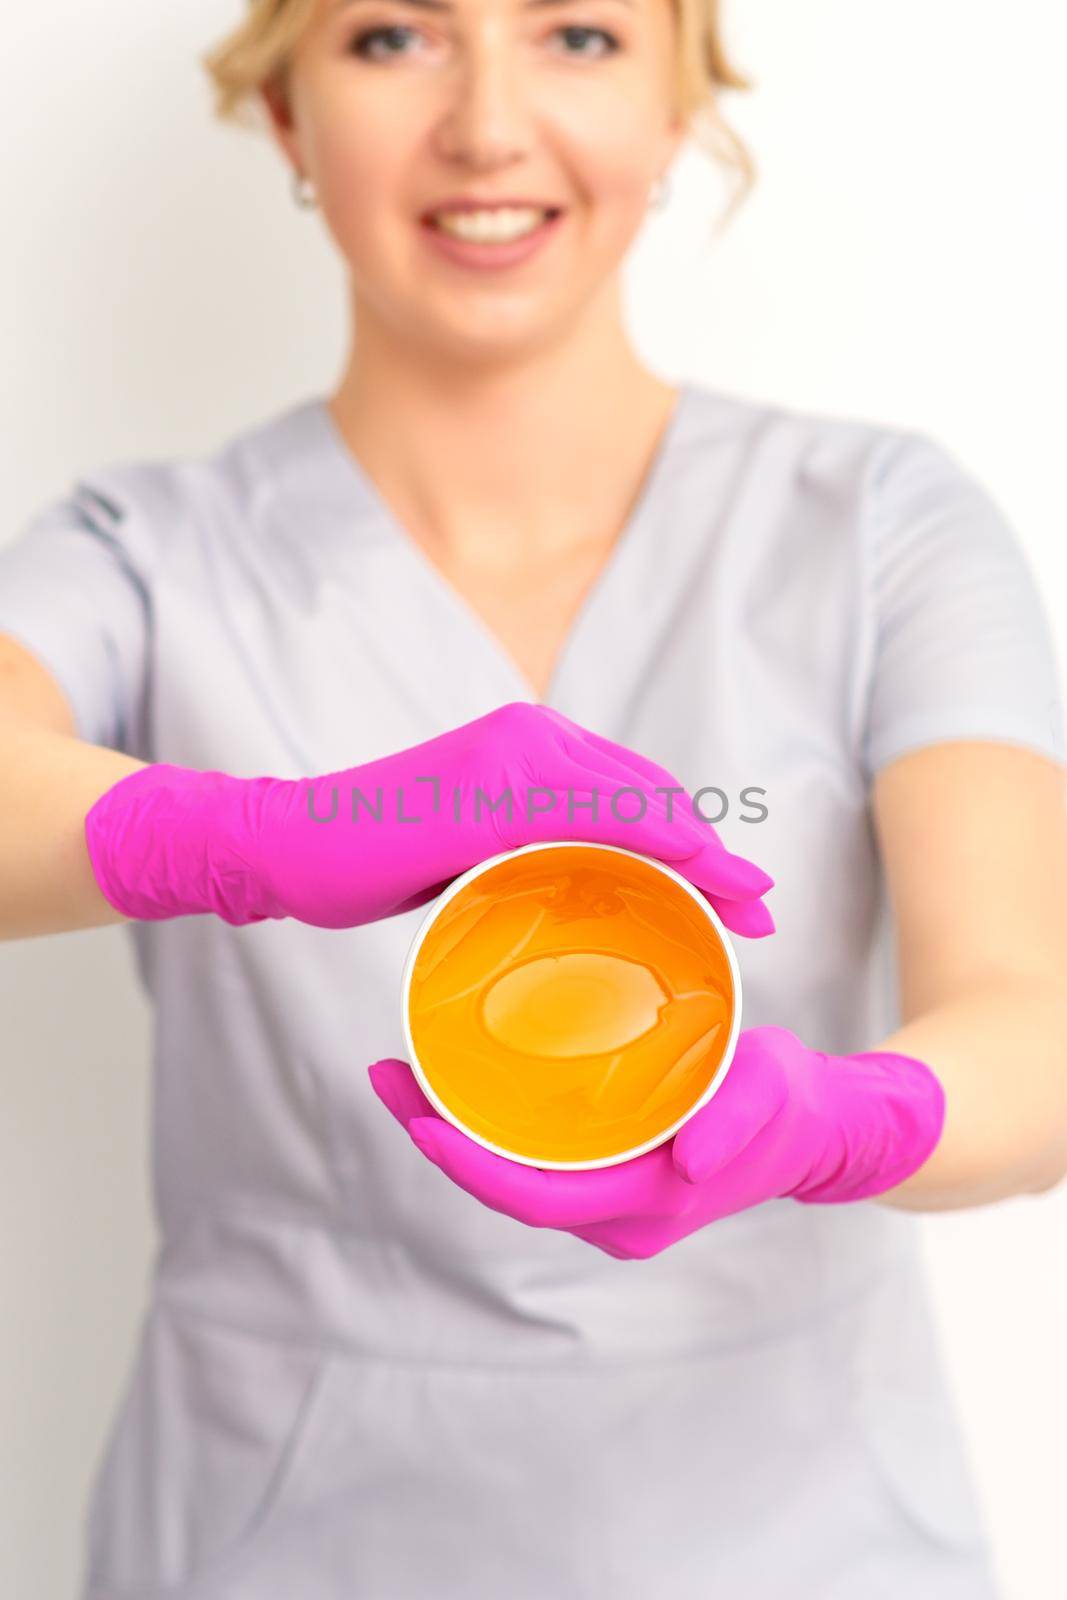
[346,19,620,62]
[551,24,620,57]
[348,24,425,60]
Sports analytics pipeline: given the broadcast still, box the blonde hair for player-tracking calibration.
[201,0,757,235]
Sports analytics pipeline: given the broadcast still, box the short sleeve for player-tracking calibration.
[860,431,1067,781]
[0,481,152,754]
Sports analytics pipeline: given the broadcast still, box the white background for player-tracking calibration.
[2,1,1065,1595]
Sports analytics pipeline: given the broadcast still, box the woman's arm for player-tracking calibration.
[869,739,1067,1211]
[0,635,144,939]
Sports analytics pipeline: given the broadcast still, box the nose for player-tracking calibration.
[432,34,532,171]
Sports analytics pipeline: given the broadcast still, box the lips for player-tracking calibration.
[419,204,566,268]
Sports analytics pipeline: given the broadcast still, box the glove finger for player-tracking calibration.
[672,836,774,901]
[671,1032,789,1184]
[541,710,703,803]
[516,711,707,852]
[542,717,775,903]
[506,755,701,858]
[408,1116,674,1228]
[367,1058,439,1126]
[699,892,775,939]
[532,750,764,887]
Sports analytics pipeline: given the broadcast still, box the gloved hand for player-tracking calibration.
[368,1025,946,1259]
[84,701,776,933]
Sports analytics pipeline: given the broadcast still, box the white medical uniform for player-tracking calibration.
[1,381,1063,1599]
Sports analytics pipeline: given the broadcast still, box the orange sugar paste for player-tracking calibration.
[407,845,735,1165]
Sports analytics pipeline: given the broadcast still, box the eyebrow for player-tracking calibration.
[334,0,634,11]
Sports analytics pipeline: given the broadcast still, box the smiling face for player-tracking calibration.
[263,0,684,360]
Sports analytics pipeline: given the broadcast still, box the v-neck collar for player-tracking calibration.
[255,377,713,729]
[286,381,701,712]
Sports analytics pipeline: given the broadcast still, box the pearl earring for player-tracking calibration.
[648,173,671,212]
[292,171,318,210]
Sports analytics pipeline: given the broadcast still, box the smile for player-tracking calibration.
[429,206,560,243]
[419,205,566,271]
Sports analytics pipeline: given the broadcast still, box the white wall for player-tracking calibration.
[3,1,1065,1595]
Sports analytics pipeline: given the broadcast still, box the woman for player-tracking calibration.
[2,0,1065,1593]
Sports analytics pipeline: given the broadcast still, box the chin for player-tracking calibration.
[407,302,571,364]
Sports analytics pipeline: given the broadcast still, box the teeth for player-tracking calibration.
[433,207,549,243]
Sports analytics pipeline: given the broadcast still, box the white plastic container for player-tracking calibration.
[400,840,743,1170]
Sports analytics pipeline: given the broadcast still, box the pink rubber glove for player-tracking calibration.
[84,701,776,933]
[368,1026,946,1259]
